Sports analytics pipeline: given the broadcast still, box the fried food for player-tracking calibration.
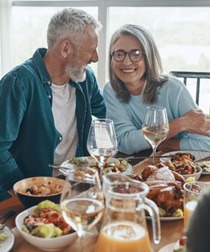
[163,152,200,175]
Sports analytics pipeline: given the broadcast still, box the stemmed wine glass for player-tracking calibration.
[142,106,169,164]
[60,166,104,251]
[87,119,117,169]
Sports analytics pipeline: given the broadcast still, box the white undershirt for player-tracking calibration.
[51,83,78,167]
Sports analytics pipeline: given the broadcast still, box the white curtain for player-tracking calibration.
[0,0,14,77]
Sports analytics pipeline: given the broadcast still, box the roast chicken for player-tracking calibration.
[134,163,185,216]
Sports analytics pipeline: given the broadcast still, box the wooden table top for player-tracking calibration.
[1,150,210,252]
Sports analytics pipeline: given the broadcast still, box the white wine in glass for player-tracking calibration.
[87,119,117,169]
[60,167,104,251]
[142,106,169,164]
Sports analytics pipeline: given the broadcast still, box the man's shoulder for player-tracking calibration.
[86,66,96,78]
[0,62,32,83]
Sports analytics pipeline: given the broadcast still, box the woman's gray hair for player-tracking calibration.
[47,8,102,48]
[109,24,168,104]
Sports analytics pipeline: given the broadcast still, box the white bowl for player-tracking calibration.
[15,206,78,251]
[182,166,202,181]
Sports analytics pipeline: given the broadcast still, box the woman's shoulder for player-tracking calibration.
[104,81,112,88]
[103,82,114,93]
[103,82,120,102]
[161,75,187,91]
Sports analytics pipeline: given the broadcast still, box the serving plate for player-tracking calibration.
[160,150,210,163]
[196,160,210,175]
[158,242,176,252]
[158,240,183,252]
[0,226,15,252]
[159,216,183,221]
[61,156,133,175]
[146,216,183,222]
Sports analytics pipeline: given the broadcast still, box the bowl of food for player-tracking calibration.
[15,200,77,251]
[162,152,202,181]
[181,166,202,181]
[13,177,70,208]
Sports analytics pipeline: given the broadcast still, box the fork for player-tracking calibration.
[0,210,16,224]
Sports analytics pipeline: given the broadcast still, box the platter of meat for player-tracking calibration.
[128,163,185,221]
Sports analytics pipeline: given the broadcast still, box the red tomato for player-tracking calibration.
[179,236,187,246]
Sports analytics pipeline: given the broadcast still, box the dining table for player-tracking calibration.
[1,149,210,252]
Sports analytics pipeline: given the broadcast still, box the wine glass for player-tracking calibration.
[60,166,104,251]
[87,118,117,169]
[142,106,169,164]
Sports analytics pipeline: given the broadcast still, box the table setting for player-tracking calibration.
[1,148,210,251]
[1,117,210,252]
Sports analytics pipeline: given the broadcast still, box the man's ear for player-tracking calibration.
[60,39,72,59]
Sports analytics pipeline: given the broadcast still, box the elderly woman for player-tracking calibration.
[103,24,210,154]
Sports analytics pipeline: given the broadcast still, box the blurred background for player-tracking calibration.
[1,0,210,113]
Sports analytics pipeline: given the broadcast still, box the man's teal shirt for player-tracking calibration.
[0,48,106,197]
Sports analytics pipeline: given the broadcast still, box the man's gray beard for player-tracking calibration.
[65,65,86,83]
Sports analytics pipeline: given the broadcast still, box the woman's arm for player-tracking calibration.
[167,109,210,139]
[159,78,210,151]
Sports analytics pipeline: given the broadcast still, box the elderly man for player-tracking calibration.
[0,8,106,199]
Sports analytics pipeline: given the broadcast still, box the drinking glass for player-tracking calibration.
[60,167,104,251]
[87,118,117,169]
[142,106,169,164]
[183,181,210,231]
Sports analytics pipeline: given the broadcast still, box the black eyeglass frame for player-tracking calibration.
[111,49,145,62]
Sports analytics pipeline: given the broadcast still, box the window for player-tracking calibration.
[12,6,98,77]
[108,7,210,74]
[1,0,210,113]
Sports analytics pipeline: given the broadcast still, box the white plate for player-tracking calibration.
[158,242,180,252]
[146,216,183,222]
[160,151,210,175]
[0,226,15,252]
[61,157,133,175]
[160,150,210,163]
[196,160,210,175]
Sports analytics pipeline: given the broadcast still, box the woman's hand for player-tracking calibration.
[167,109,210,139]
[180,109,210,137]
[158,110,210,152]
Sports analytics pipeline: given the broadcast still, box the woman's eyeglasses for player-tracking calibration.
[111,49,145,62]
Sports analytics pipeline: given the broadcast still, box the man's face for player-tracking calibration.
[65,25,99,83]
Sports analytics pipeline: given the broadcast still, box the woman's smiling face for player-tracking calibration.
[111,35,146,87]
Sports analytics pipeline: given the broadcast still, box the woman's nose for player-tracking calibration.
[122,53,132,64]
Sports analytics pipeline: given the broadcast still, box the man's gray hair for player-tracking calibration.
[47,8,102,48]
